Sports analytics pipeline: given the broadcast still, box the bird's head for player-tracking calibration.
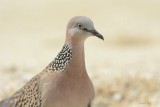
[66,16,104,42]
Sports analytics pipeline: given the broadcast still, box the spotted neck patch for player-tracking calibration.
[49,43,72,72]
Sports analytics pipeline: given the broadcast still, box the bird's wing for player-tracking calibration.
[0,73,43,107]
[0,43,72,107]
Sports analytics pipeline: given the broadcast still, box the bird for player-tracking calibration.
[0,16,104,107]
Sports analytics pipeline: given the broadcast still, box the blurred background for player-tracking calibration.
[0,0,160,107]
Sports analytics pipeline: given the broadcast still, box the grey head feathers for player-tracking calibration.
[66,16,103,40]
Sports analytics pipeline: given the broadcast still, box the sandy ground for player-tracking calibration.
[0,0,160,107]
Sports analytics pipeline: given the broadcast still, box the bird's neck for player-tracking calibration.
[66,40,86,72]
[48,39,86,73]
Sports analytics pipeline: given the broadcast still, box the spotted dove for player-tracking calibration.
[0,16,104,107]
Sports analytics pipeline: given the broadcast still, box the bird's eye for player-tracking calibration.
[77,23,83,29]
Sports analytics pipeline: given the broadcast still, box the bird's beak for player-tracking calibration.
[90,29,104,40]
[83,28,104,40]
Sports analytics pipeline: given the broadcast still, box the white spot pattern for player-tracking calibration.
[49,43,72,72]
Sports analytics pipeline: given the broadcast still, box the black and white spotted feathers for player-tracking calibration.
[49,43,72,72]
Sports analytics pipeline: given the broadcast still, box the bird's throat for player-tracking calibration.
[67,41,86,73]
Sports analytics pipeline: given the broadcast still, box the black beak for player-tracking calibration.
[83,28,104,40]
[90,29,104,40]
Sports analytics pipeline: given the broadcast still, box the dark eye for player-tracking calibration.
[77,23,83,29]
